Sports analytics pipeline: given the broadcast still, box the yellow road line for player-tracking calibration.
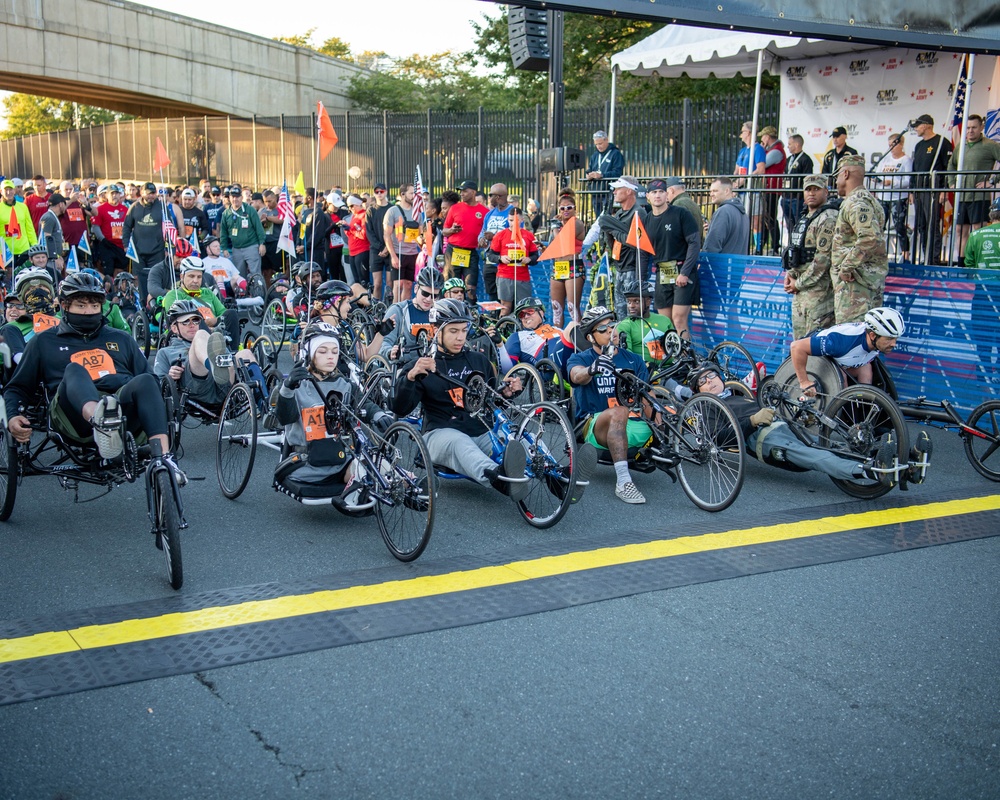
[2,495,998,665]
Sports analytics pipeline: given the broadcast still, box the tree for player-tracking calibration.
[274,29,352,61]
[1,94,126,139]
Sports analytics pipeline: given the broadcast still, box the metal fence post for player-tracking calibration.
[535,103,543,208]
[682,97,692,176]
[131,120,137,180]
[426,108,433,193]
[477,106,485,189]
[344,111,351,191]
[204,116,210,179]
[382,110,389,184]
[227,117,233,185]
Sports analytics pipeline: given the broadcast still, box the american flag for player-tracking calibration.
[163,217,178,246]
[412,165,425,221]
[949,54,970,145]
[277,181,296,226]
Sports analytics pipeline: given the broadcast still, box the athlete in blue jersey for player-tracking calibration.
[500,296,576,374]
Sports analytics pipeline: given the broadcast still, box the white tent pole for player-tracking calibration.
[610,65,618,142]
[951,53,974,263]
[748,48,764,170]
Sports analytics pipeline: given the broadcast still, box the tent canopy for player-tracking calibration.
[611,25,879,78]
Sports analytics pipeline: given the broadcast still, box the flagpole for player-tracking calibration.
[951,54,975,263]
[157,167,179,293]
[307,110,323,315]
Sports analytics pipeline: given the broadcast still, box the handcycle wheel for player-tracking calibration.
[251,336,278,368]
[0,426,19,522]
[261,299,288,357]
[514,401,576,529]
[216,382,258,499]
[131,309,152,358]
[821,385,909,499]
[724,380,760,406]
[365,354,392,375]
[670,393,745,511]
[362,369,393,409]
[771,355,844,422]
[534,357,566,404]
[495,315,518,341]
[374,421,435,562]
[503,362,547,407]
[246,274,267,325]
[963,400,1000,482]
[160,377,183,455]
[154,469,184,590]
[709,341,760,392]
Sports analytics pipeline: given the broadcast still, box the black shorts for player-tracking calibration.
[369,248,391,276]
[390,253,418,283]
[445,245,481,286]
[350,251,370,287]
[956,199,991,226]
[655,273,700,309]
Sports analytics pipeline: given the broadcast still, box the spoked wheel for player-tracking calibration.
[374,422,434,562]
[771,355,845,422]
[251,336,279,369]
[160,377,183,455]
[246,274,267,325]
[365,354,392,375]
[216,382,258,499]
[822,385,909,499]
[503,363,547,407]
[132,309,152,358]
[670,394,745,511]
[261,299,288,357]
[534,357,566,404]
[495,315,518,341]
[0,427,19,522]
[709,341,761,393]
[362,369,393,409]
[153,469,184,590]
[963,400,1000,481]
[724,380,760,407]
[514,401,576,529]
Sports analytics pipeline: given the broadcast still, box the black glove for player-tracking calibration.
[373,412,394,433]
[377,317,395,336]
[284,364,310,390]
[588,354,616,377]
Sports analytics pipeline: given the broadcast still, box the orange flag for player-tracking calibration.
[625,211,655,254]
[6,204,20,239]
[317,101,339,161]
[539,219,577,261]
[152,137,170,172]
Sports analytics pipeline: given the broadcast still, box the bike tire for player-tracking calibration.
[515,401,576,529]
[503,362,547,407]
[822,385,909,499]
[534,357,566,404]
[375,422,435,562]
[131,309,152,358]
[771,355,845,422]
[261,299,288,358]
[216,382,258,499]
[963,399,1000,482]
[0,427,18,522]
[155,469,184,590]
[495,315,518,341]
[160,377,183,454]
[246,275,267,325]
[709,341,761,393]
[671,393,746,512]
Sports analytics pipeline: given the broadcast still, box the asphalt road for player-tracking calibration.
[0,404,997,798]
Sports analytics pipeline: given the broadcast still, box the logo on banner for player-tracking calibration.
[844,124,860,137]
[844,94,864,106]
[882,58,903,70]
[849,60,870,76]
[809,127,824,138]
[786,126,799,135]
[785,66,807,81]
[785,98,802,109]
[876,89,899,106]
[872,124,889,137]
[912,88,933,101]
[915,52,939,69]
[812,94,833,110]
[818,65,838,77]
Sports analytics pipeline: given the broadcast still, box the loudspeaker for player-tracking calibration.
[509,6,549,72]
[538,147,586,173]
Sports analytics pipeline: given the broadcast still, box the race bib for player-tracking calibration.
[533,324,561,340]
[111,222,123,240]
[477,301,503,313]
[451,248,471,268]
[403,227,421,243]
[32,314,59,334]
[657,261,679,285]
[301,406,327,441]
[67,208,84,222]
[196,306,212,319]
[447,387,464,408]
[212,270,229,283]
[645,339,666,361]
[612,240,622,261]
[553,260,570,280]
[410,323,436,338]
[70,349,117,380]
[506,247,525,262]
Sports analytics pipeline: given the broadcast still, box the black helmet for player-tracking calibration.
[202,235,220,249]
[687,362,723,393]
[580,305,615,337]
[167,298,204,324]
[315,280,353,303]
[514,296,546,317]
[296,261,323,279]
[429,298,473,326]
[619,278,648,298]
[26,243,48,259]
[57,271,106,302]
[416,268,444,291]
[113,271,136,287]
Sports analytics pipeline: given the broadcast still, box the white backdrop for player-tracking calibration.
[779,49,997,167]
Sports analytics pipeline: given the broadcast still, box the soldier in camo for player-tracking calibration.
[831,154,887,323]
[783,175,839,339]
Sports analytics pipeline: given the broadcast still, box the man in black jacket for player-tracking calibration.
[365,183,392,302]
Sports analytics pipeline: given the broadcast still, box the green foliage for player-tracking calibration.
[274,29,352,60]
[1,95,127,139]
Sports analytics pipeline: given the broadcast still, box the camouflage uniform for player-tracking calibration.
[787,206,838,339]
[831,177,887,323]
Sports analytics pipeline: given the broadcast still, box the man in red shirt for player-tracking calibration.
[491,207,539,314]
[25,175,50,234]
[91,186,129,277]
[442,179,488,303]
[57,181,92,262]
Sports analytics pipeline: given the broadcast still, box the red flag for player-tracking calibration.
[626,211,656,254]
[5,205,21,240]
[540,219,577,261]
[152,137,171,172]
[317,101,339,161]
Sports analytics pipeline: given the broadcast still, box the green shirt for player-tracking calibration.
[670,192,705,244]
[947,136,1000,200]
[964,222,1000,270]
[616,312,676,367]
[219,204,265,250]
[102,301,130,332]
[162,287,227,320]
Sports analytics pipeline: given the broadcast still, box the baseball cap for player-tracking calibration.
[347,194,363,207]
[609,176,640,192]
[664,177,684,188]
[1,180,14,190]
[593,130,608,139]
[251,192,264,201]
[802,175,827,189]
[181,188,196,198]
[142,181,157,192]
[646,179,667,192]
[229,184,242,194]
[11,178,23,187]
[909,113,934,127]
[458,180,478,191]
[831,126,848,137]
[48,193,67,206]
[373,182,387,192]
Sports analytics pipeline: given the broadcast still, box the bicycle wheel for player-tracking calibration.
[495,315,518,341]
[160,377,182,454]
[670,394,745,511]
[515,401,576,529]
[503,363,547,407]
[251,336,278,368]
[374,422,434,562]
[724,380,759,406]
[534,357,566,404]
[154,469,184,590]
[363,369,393,410]
[963,399,1000,482]
[822,385,909,499]
[365,353,392,375]
[246,275,267,324]
[0,427,19,522]
[709,341,760,392]
[216,382,258,499]
[131,309,151,358]
[771,355,845,421]
[261,299,288,356]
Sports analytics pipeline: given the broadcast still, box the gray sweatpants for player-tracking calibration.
[230,245,262,277]
[748,421,860,480]
[423,428,495,484]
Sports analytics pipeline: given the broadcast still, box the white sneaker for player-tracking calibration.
[207,331,232,386]
[615,481,646,504]
[90,395,123,460]
[163,454,188,487]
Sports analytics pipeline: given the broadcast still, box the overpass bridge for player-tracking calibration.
[0,0,364,118]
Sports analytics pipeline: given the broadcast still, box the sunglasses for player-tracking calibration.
[7,303,25,310]
[698,373,718,386]
[592,325,612,334]
[176,317,201,326]
[374,189,387,194]
[559,205,575,211]
[418,290,440,299]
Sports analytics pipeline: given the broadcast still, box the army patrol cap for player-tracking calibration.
[802,175,827,189]
[837,154,866,171]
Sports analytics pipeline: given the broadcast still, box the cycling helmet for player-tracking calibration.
[416,268,445,291]
[25,243,48,259]
[167,298,203,324]
[114,272,137,287]
[619,278,649,298]
[299,321,341,362]
[179,256,205,274]
[443,277,466,293]
[57,271,106,301]
[688,362,724,393]
[173,238,193,259]
[580,305,616,337]
[82,267,104,282]
[296,261,324,279]
[14,267,54,298]
[864,307,905,338]
[202,235,220,249]
[429,298,473,326]
[514,296,546,317]
[315,280,353,304]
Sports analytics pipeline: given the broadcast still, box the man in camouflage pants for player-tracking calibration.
[783,175,839,339]
[831,154,887,323]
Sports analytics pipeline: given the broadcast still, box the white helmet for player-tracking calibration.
[179,256,206,274]
[864,307,905,338]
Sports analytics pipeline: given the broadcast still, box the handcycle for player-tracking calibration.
[0,381,188,589]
